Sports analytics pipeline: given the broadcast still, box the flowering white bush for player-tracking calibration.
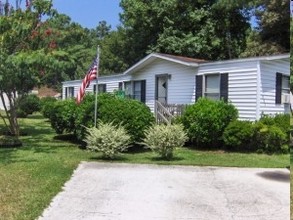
[143,123,187,160]
[85,122,131,159]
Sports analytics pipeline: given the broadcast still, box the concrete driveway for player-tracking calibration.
[39,162,289,220]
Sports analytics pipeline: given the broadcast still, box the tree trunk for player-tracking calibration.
[0,91,20,136]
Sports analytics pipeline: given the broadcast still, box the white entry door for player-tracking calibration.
[156,75,168,104]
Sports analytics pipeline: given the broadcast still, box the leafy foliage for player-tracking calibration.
[259,114,290,135]
[48,99,76,134]
[253,122,288,154]
[143,123,187,160]
[17,94,41,117]
[120,0,250,63]
[96,93,155,143]
[40,96,57,119]
[181,98,238,148]
[85,122,131,159]
[223,120,255,152]
[47,93,155,143]
[223,114,289,154]
[241,0,289,56]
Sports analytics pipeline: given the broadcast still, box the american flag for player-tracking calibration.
[76,57,99,104]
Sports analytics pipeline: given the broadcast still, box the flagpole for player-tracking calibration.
[94,46,100,128]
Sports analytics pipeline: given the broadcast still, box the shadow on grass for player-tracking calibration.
[89,155,129,162]
[150,156,184,162]
[125,145,151,154]
[53,134,82,145]
[0,147,38,165]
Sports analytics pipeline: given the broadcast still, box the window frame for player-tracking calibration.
[65,86,74,98]
[204,73,221,100]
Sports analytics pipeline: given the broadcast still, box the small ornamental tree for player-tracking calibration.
[0,0,80,135]
[0,0,55,135]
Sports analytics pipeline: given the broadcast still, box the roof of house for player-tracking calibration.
[200,53,289,66]
[123,53,208,75]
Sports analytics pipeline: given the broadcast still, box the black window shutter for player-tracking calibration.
[71,87,74,97]
[141,80,146,103]
[118,82,123,90]
[103,84,107,93]
[65,87,68,98]
[275,72,282,104]
[220,73,229,102]
[195,75,203,102]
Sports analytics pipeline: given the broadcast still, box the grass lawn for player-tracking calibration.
[0,114,290,220]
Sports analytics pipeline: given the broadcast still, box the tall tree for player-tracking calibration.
[95,20,111,39]
[241,0,290,56]
[120,0,250,64]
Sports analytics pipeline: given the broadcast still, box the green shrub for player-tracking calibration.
[75,93,155,143]
[0,135,22,148]
[17,94,40,115]
[253,122,288,154]
[40,97,57,119]
[259,113,290,135]
[74,95,96,140]
[16,109,28,118]
[223,120,255,152]
[181,98,238,148]
[49,99,76,134]
[85,121,131,159]
[143,123,187,160]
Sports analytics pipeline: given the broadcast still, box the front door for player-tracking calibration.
[156,75,168,104]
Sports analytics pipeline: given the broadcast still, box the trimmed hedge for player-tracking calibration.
[49,99,76,134]
[75,93,155,143]
[223,117,289,154]
[48,93,155,144]
[16,94,41,118]
[40,97,57,119]
[223,120,254,152]
[181,98,238,148]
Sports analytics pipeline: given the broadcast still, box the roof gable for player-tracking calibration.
[123,53,207,75]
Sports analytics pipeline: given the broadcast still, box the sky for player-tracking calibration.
[51,0,122,29]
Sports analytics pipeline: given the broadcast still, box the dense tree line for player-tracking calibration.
[2,0,289,76]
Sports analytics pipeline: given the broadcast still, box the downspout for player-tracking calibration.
[256,61,261,120]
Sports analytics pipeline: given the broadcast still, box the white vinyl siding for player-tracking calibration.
[259,58,290,115]
[62,75,130,100]
[198,61,258,121]
[131,59,196,112]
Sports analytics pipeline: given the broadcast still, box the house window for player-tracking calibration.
[124,81,132,98]
[65,87,74,98]
[275,72,289,104]
[196,73,228,102]
[204,74,220,100]
[93,84,107,93]
[282,75,290,95]
[118,81,146,103]
[133,81,142,101]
